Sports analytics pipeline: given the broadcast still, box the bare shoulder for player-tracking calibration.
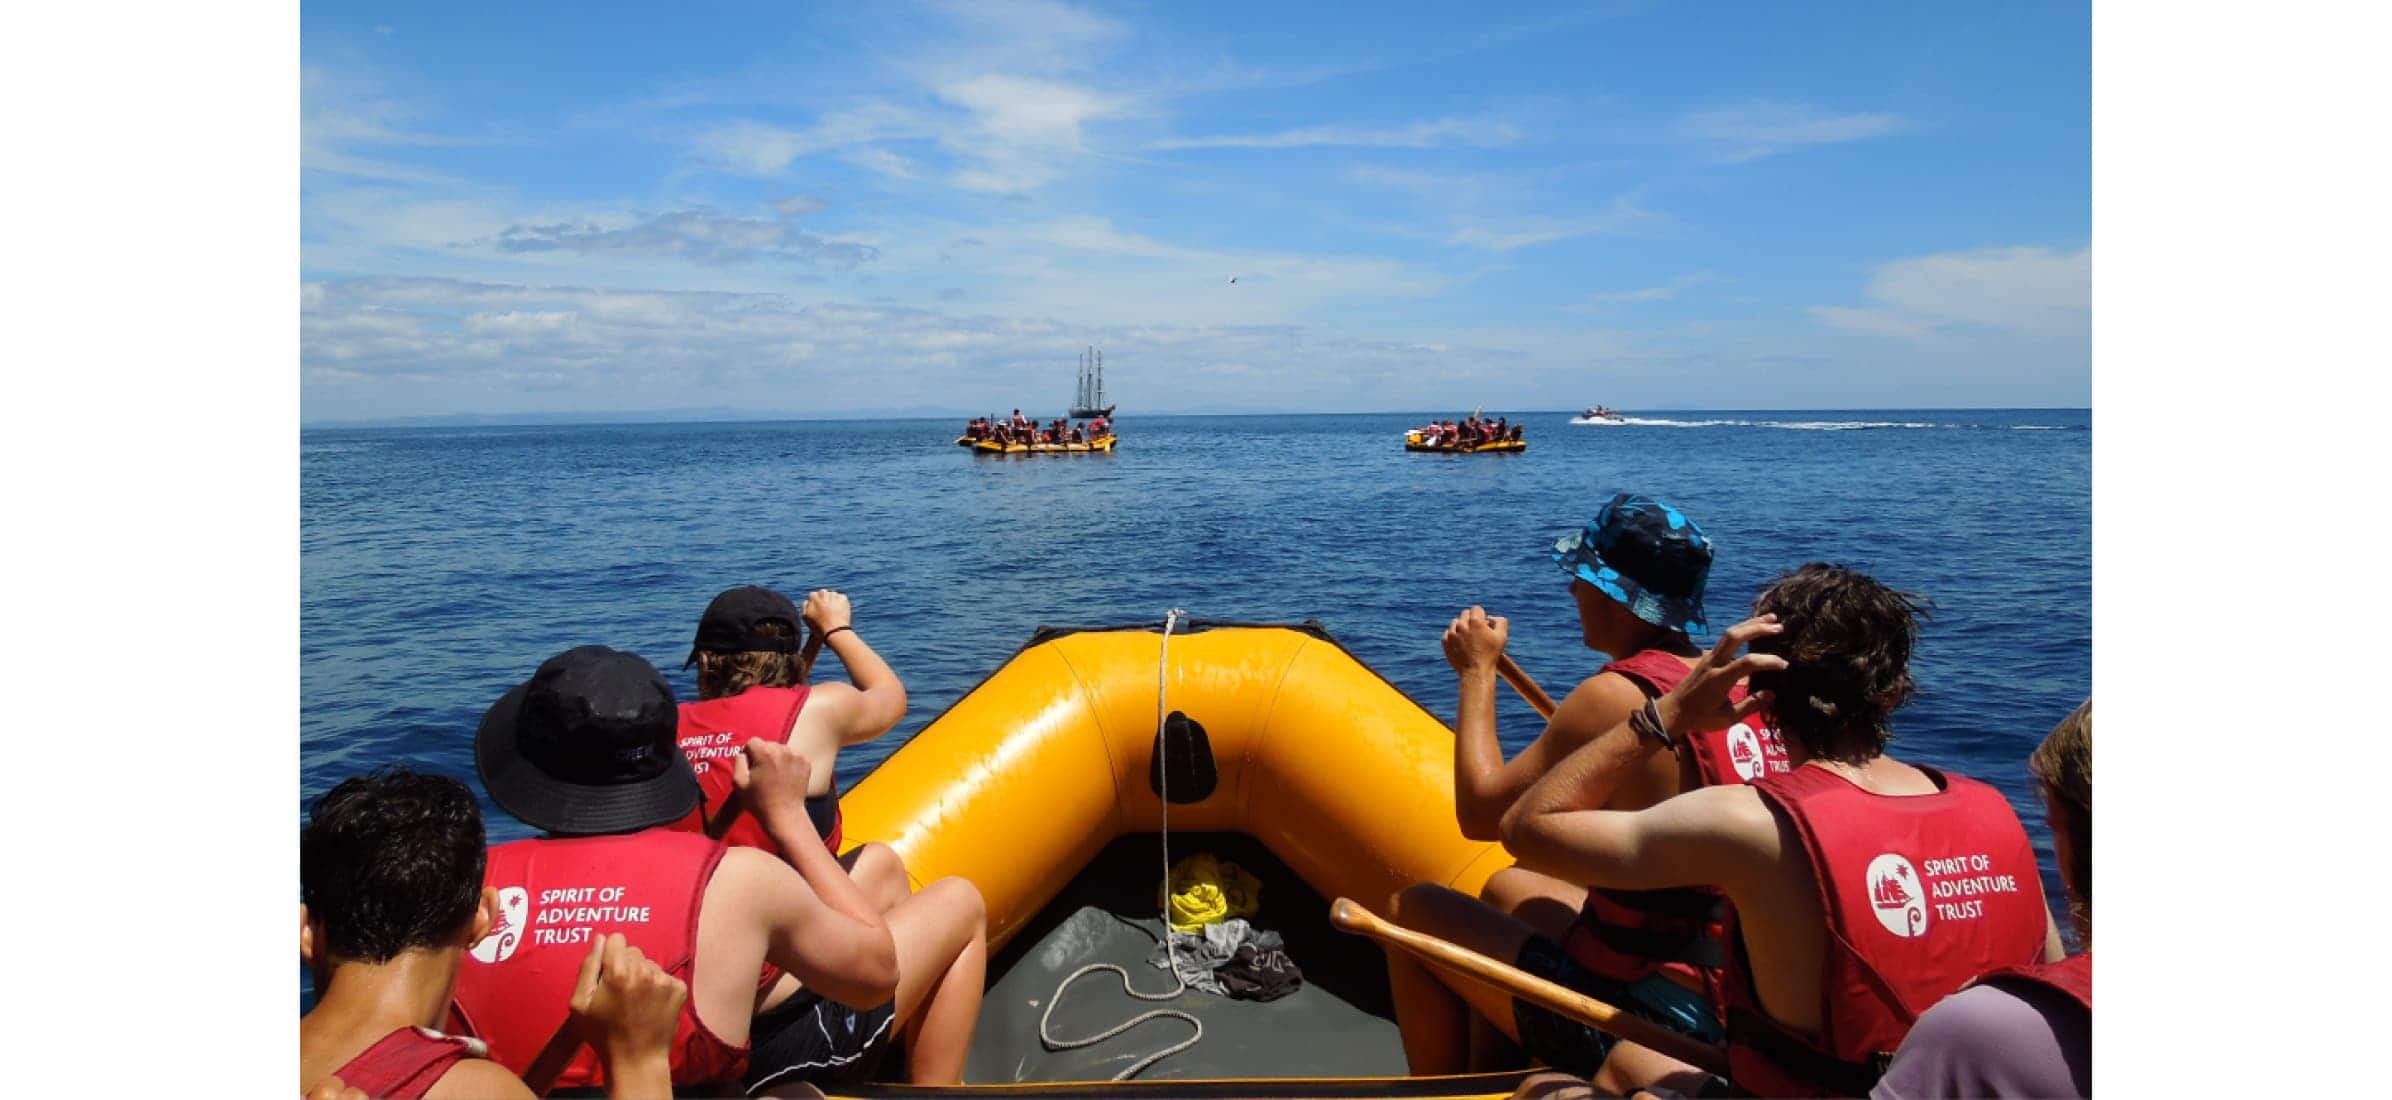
[796,680,862,723]
[716,843,788,885]
[424,1057,537,1100]
[1548,670,1649,732]
[1567,669,1650,709]
[1652,783,1777,843]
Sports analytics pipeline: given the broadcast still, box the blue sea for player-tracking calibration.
[302,409,2088,932]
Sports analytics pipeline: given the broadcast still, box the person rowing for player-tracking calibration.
[667,586,989,1086]
[670,586,910,908]
[449,646,987,1090]
[1502,565,2065,1097]
[1386,495,1788,1079]
[301,768,687,1099]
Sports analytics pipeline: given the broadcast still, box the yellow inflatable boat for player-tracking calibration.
[1404,431,1526,454]
[833,620,1531,1097]
[966,434,1121,455]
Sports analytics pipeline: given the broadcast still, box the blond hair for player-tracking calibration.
[695,619,809,700]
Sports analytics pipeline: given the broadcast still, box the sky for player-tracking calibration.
[300,1,2090,421]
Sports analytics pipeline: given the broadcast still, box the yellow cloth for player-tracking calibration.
[1160,853,1263,932]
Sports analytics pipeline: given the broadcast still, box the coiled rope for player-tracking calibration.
[1037,609,1203,1080]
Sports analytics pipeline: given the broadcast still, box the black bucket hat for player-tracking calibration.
[475,645,700,836]
[684,585,805,668]
[1551,493,1714,636]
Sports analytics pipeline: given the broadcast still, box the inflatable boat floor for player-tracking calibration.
[965,832,1405,1083]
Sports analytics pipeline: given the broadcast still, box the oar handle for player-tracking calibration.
[519,1016,586,1098]
[1328,897,1729,1078]
[1496,654,1558,719]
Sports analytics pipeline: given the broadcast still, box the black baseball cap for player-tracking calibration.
[685,585,804,668]
[474,645,701,836]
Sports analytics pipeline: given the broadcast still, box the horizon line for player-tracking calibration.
[304,405,2093,431]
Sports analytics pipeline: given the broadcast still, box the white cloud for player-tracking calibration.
[688,120,810,176]
[301,274,1489,417]
[1582,271,1716,306]
[1810,245,2090,341]
[1441,196,1656,252]
[486,209,879,268]
[1677,101,1907,163]
[772,194,829,217]
[1153,116,1520,151]
[302,64,493,184]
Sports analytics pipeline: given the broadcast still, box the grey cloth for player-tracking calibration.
[1871,983,2090,1100]
[1143,918,1283,996]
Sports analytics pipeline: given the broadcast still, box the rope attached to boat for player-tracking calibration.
[1037,609,1203,1081]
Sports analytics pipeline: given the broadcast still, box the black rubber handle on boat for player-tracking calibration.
[1329,897,1730,1078]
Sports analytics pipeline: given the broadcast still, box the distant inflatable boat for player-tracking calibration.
[960,434,1120,455]
[1404,430,1526,454]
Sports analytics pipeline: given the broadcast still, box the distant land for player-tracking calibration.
[304,405,2089,431]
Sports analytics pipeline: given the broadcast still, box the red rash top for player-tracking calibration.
[325,1027,486,1100]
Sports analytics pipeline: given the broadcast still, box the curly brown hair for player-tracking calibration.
[695,618,809,700]
[1744,563,1933,765]
[2032,700,2091,944]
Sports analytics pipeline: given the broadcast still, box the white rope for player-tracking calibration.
[1037,609,1203,1080]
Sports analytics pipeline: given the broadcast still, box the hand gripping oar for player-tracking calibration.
[1495,653,1558,719]
[702,625,834,840]
[1329,898,1730,1078]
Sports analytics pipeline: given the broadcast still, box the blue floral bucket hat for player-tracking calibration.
[1551,493,1714,636]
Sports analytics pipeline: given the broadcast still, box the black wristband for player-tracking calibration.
[819,625,855,641]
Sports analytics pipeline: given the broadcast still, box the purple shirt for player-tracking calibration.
[1871,981,2091,1099]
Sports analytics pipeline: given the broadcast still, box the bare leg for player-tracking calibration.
[882,876,988,1085]
[840,842,915,912]
[1480,867,1588,941]
[1591,1040,1708,1097]
[1510,1070,1615,1099]
[1386,883,1542,1073]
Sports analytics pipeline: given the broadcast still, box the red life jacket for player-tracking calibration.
[1722,765,2050,1097]
[666,686,843,856]
[450,830,750,1090]
[327,1027,485,1100]
[1560,650,1788,1000]
[1978,950,2090,1014]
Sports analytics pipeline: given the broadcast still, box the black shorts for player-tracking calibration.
[743,989,898,1093]
[1510,933,1722,1080]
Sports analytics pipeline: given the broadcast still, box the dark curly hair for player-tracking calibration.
[1744,564,1933,765]
[301,767,487,965]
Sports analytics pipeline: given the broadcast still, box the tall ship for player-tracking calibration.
[1069,346,1115,419]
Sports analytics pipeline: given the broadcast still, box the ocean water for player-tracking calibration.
[301,409,2089,925]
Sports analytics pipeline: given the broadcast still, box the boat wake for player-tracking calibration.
[1567,417,2078,432]
[1571,416,1937,430]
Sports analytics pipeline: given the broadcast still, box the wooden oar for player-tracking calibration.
[702,627,829,840]
[519,1016,585,1097]
[1496,653,1558,719]
[1329,897,1729,1078]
